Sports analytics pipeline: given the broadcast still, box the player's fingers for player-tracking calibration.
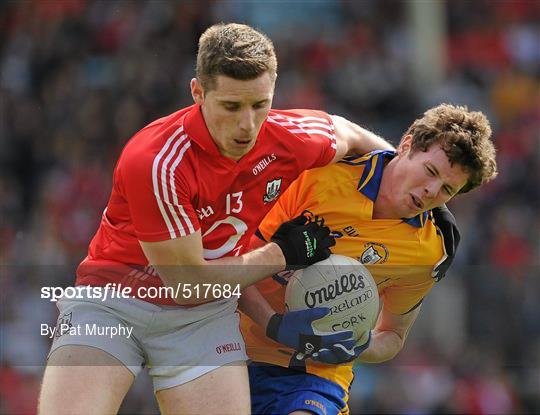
[305,221,320,234]
[300,210,314,221]
[321,336,356,348]
[315,224,331,238]
[312,345,356,364]
[331,343,358,362]
[318,240,335,253]
[304,306,331,321]
[325,237,336,248]
[337,330,355,342]
[290,214,309,226]
[315,228,336,249]
[313,215,325,227]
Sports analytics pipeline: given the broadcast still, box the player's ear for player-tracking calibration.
[191,78,205,105]
[397,134,413,156]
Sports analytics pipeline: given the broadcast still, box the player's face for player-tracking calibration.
[389,135,470,218]
[191,73,275,161]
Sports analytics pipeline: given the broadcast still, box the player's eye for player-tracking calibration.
[443,186,453,196]
[253,102,267,110]
[223,104,239,112]
[425,165,435,176]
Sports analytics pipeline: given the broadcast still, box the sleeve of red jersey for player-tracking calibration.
[118,135,200,242]
[269,109,337,170]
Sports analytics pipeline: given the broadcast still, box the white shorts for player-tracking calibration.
[48,294,248,392]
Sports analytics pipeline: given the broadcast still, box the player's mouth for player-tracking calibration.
[233,138,252,146]
[410,193,423,210]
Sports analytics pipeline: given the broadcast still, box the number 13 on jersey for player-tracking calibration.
[226,192,243,214]
[202,191,246,260]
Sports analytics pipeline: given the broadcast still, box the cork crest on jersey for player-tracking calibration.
[263,178,282,203]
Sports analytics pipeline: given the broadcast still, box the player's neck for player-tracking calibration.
[372,159,400,219]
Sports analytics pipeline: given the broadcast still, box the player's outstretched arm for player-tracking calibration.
[316,305,420,365]
[330,115,395,163]
[139,214,334,305]
[238,285,276,329]
[356,304,421,364]
[140,231,283,305]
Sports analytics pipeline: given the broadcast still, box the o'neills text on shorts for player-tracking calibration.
[215,342,242,354]
[41,323,134,339]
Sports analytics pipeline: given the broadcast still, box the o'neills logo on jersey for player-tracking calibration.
[263,178,282,203]
[216,342,242,354]
[252,153,277,175]
[360,242,389,264]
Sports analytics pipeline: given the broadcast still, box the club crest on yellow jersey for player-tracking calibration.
[360,242,389,264]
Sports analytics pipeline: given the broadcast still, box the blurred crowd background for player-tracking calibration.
[1,1,538,414]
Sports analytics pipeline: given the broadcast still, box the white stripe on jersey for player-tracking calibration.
[283,115,334,123]
[160,133,190,237]
[267,114,337,149]
[152,126,191,239]
[269,120,333,131]
[285,128,335,140]
[268,115,335,132]
[270,115,333,123]
[169,140,194,234]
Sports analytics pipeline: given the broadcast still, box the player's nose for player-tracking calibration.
[238,109,255,132]
[423,180,440,199]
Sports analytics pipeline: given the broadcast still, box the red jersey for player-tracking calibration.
[76,104,336,304]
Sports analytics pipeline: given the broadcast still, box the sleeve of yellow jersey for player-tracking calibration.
[381,276,435,315]
[258,171,317,242]
[380,215,442,315]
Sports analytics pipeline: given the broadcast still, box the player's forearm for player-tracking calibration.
[238,285,275,328]
[352,124,395,153]
[331,115,395,162]
[210,241,285,288]
[157,242,285,305]
[356,330,404,363]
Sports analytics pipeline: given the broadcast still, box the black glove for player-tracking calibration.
[431,204,461,281]
[270,213,335,269]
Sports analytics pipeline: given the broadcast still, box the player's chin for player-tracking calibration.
[227,146,253,160]
[401,208,421,219]
[233,140,255,153]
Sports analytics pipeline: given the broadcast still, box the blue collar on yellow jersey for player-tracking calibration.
[339,150,429,228]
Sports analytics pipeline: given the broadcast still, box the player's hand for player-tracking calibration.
[266,308,354,357]
[311,332,372,364]
[270,213,335,269]
[431,205,461,281]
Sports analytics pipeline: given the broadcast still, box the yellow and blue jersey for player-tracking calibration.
[241,150,446,404]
